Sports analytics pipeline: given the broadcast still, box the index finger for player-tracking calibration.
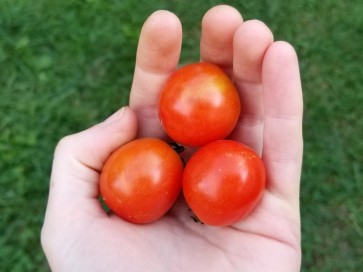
[129,11,182,138]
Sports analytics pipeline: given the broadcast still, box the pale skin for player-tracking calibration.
[41,5,303,272]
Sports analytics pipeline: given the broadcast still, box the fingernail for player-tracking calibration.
[102,107,127,125]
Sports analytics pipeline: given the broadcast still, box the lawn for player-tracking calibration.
[1,0,362,271]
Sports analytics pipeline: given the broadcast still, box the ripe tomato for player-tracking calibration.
[99,138,184,224]
[158,62,241,147]
[182,140,266,226]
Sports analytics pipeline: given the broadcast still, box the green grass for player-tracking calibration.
[1,0,362,271]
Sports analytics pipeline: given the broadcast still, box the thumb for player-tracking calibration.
[49,106,138,200]
[41,107,137,262]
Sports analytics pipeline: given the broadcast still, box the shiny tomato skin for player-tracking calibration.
[100,138,184,224]
[159,62,241,147]
[183,140,266,226]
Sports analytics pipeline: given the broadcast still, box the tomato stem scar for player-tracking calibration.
[168,142,185,154]
[188,208,204,224]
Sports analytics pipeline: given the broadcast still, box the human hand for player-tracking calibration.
[41,5,303,272]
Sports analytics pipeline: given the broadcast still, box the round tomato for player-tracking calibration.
[99,138,184,224]
[158,62,241,147]
[183,140,266,226]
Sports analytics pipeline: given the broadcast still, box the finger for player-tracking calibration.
[49,107,137,200]
[129,11,182,138]
[229,20,273,154]
[200,5,243,75]
[262,41,303,206]
[42,107,137,256]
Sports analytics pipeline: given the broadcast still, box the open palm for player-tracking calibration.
[42,6,303,272]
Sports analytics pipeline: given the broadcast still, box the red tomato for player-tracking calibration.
[158,62,241,147]
[183,140,266,226]
[99,138,184,224]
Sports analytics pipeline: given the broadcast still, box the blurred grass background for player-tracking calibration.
[1,0,362,271]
